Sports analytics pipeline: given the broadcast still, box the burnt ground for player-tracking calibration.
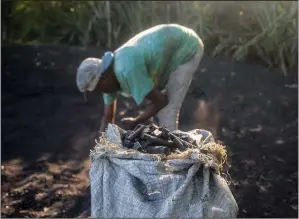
[1,44,298,218]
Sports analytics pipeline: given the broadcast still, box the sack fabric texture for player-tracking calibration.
[89,124,238,218]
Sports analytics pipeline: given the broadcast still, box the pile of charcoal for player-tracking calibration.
[118,123,196,155]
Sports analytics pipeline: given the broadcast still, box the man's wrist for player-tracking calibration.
[133,117,141,127]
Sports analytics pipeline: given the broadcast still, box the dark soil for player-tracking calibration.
[1,44,298,218]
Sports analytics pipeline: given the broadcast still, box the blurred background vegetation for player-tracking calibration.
[2,1,298,74]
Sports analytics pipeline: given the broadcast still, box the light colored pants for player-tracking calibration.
[155,41,204,131]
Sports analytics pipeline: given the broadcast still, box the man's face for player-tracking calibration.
[97,77,118,93]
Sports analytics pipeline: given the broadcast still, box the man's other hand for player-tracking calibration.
[120,117,137,130]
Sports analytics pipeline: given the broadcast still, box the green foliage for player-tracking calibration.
[4,1,298,74]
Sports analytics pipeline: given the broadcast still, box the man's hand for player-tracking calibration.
[133,86,169,125]
[120,117,137,130]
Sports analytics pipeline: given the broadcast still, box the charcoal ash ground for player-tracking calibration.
[1,45,297,218]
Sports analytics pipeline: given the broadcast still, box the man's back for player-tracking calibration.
[114,24,201,88]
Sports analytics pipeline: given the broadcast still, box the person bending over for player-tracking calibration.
[76,24,204,131]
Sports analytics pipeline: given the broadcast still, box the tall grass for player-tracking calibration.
[4,1,298,74]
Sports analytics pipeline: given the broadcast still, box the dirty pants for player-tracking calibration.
[155,40,204,131]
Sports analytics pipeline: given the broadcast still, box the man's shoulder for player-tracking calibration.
[114,46,143,74]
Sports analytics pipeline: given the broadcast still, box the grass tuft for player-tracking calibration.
[4,1,297,74]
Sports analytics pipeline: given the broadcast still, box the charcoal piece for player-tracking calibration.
[125,130,134,138]
[123,139,134,148]
[152,129,162,137]
[171,136,186,150]
[160,127,193,150]
[133,124,143,131]
[117,127,127,140]
[173,133,194,144]
[141,133,175,148]
[148,123,159,132]
[159,128,170,139]
[127,125,146,141]
[144,146,170,155]
[132,141,142,150]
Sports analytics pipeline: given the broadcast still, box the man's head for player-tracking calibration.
[76,51,119,94]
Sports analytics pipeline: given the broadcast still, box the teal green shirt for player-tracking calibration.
[103,24,202,105]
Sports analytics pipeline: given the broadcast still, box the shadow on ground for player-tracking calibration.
[1,45,298,218]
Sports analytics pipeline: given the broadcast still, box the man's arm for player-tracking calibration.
[100,99,117,132]
[133,87,168,125]
[117,49,168,129]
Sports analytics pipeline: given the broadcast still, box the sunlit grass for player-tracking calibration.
[6,1,298,74]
